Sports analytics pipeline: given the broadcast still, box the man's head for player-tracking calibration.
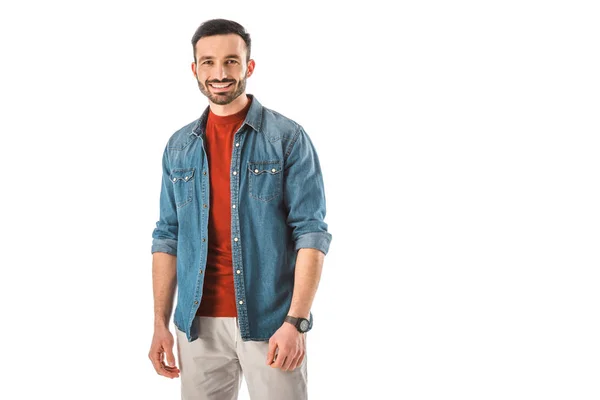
[191,19,255,106]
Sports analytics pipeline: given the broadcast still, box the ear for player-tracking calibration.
[191,61,197,77]
[246,59,256,78]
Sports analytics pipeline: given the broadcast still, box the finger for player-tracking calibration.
[272,355,287,369]
[291,352,305,371]
[287,355,299,371]
[281,353,295,371]
[166,345,177,369]
[266,340,277,365]
[160,344,180,376]
[160,360,180,378]
[149,348,164,375]
[151,346,179,378]
[163,365,180,378]
[272,349,287,369]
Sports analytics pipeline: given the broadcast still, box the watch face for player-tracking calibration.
[299,319,309,332]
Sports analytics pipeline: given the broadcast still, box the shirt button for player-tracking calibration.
[194,301,198,304]
[203,171,207,175]
[239,300,243,305]
[199,269,203,274]
[202,238,206,242]
[232,204,236,209]
[172,178,177,182]
[203,204,207,208]
[271,169,276,173]
[234,237,239,242]
[236,270,241,274]
[232,171,237,176]
[254,169,259,173]
[235,143,240,147]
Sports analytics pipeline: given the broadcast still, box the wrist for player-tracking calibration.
[287,310,310,320]
[154,318,170,329]
[284,314,312,333]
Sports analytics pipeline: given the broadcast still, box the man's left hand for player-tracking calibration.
[266,321,306,371]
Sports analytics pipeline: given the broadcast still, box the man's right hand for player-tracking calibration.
[148,326,181,379]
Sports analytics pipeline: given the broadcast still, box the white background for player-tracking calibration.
[1,0,599,399]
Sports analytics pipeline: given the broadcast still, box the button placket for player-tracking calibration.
[195,140,210,311]
[231,133,244,305]
[229,128,248,329]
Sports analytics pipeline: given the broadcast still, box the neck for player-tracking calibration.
[209,93,249,116]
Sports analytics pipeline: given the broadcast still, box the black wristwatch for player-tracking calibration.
[284,315,312,333]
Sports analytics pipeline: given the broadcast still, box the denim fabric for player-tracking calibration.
[151,95,332,342]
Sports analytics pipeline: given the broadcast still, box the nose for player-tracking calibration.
[214,62,227,81]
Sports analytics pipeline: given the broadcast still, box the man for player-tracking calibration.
[148,19,332,400]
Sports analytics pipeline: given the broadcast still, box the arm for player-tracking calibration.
[148,145,180,379]
[287,248,325,320]
[152,252,177,329]
[267,126,332,371]
[284,125,331,318]
[266,249,325,372]
[151,145,179,327]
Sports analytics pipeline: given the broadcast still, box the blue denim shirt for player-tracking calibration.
[151,95,332,342]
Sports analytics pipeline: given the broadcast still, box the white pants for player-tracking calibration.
[175,316,308,400]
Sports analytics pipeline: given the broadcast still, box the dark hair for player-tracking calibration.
[191,19,251,63]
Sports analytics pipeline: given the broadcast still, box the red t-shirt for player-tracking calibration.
[196,98,252,317]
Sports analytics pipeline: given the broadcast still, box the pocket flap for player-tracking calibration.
[170,168,195,182]
[248,161,282,175]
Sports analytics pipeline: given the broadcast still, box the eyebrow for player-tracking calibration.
[198,54,242,62]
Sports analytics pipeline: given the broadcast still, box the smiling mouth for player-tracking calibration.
[209,82,234,90]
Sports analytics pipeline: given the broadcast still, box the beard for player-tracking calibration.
[197,75,247,105]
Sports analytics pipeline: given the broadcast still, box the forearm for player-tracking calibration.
[152,252,177,329]
[287,248,324,319]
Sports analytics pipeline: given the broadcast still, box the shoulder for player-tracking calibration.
[258,105,304,142]
[165,119,199,150]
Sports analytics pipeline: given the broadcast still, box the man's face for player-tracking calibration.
[192,34,254,105]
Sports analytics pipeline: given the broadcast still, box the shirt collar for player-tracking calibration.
[191,93,263,137]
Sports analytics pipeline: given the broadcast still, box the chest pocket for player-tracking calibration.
[170,168,195,209]
[248,160,283,202]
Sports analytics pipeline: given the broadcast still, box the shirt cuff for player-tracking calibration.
[151,238,178,256]
[294,232,332,255]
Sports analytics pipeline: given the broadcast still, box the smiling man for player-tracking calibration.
[148,19,332,400]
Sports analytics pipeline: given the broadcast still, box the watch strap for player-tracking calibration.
[284,315,311,332]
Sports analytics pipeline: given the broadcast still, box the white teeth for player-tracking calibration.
[210,83,232,88]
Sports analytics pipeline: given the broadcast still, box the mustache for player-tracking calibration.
[206,79,236,84]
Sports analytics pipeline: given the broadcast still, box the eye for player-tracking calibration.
[201,60,213,65]
[226,60,238,64]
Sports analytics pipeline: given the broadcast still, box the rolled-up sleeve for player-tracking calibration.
[151,145,178,255]
[283,126,332,255]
